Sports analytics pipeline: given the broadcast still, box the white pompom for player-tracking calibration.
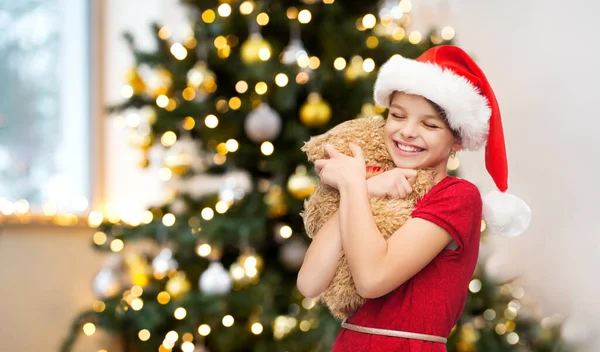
[482,190,531,237]
[199,262,232,295]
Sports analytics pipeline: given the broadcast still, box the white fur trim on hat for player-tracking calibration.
[374,56,492,151]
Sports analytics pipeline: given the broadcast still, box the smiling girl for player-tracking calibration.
[297,45,531,351]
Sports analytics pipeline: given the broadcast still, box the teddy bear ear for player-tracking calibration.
[301,132,330,161]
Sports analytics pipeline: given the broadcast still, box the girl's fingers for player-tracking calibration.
[398,175,413,195]
[314,159,326,173]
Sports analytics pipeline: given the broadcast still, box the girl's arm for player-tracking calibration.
[296,211,343,299]
[338,180,452,299]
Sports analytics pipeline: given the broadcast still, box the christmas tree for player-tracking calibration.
[61,1,569,351]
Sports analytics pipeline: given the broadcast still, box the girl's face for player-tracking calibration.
[384,92,462,177]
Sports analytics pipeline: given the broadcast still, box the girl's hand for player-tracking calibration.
[366,168,417,198]
[314,143,366,190]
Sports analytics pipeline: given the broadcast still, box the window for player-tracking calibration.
[0,0,91,215]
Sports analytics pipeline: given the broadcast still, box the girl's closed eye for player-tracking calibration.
[424,123,439,129]
[391,114,405,119]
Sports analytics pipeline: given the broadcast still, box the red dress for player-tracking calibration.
[332,176,482,352]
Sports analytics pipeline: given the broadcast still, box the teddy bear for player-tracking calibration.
[300,115,437,320]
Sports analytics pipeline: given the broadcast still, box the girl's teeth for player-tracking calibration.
[397,143,422,152]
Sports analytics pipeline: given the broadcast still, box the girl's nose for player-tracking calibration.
[400,122,418,139]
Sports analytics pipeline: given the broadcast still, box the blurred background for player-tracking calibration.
[1,0,598,351]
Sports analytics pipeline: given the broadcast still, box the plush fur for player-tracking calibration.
[300,116,437,320]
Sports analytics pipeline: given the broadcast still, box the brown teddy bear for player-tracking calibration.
[301,115,437,320]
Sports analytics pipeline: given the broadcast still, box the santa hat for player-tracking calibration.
[374,45,531,237]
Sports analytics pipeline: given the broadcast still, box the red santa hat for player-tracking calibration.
[374,45,531,237]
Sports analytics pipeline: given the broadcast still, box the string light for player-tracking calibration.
[110,239,124,252]
[279,225,292,238]
[161,131,177,146]
[198,324,211,336]
[196,244,212,257]
[256,12,269,26]
[156,95,169,108]
[225,139,239,152]
[296,71,309,84]
[229,97,242,110]
[286,7,298,19]
[236,81,248,93]
[275,73,288,87]
[157,291,171,304]
[258,47,271,61]
[441,26,455,40]
[131,298,144,311]
[308,56,320,69]
[170,43,188,60]
[251,322,263,334]
[408,31,422,44]
[83,323,96,336]
[215,201,229,214]
[334,57,346,70]
[162,213,176,226]
[182,116,195,130]
[158,26,171,39]
[181,342,195,352]
[139,329,151,341]
[261,142,274,155]
[121,85,134,98]
[174,307,187,319]
[222,315,235,327]
[201,207,214,220]
[202,10,216,23]
[255,82,268,95]
[158,167,172,181]
[469,279,482,293]
[362,58,375,72]
[299,320,311,331]
[240,1,254,15]
[298,10,311,23]
[362,14,376,29]
[399,0,412,12]
[93,231,107,245]
[182,87,195,101]
[217,4,232,17]
[205,114,219,128]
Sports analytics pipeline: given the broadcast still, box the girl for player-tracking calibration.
[297,45,530,351]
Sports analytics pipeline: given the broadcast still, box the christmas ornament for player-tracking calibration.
[279,237,308,270]
[125,67,146,94]
[92,255,123,298]
[152,248,178,277]
[187,61,216,101]
[166,271,191,299]
[281,38,307,65]
[139,65,173,97]
[264,185,288,218]
[286,165,317,200]
[163,134,199,176]
[244,103,282,143]
[219,175,247,205]
[199,262,232,295]
[299,93,332,127]
[169,198,188,215]
[125,253,151,287]
[240,33,271,64]
[344,56,368,82]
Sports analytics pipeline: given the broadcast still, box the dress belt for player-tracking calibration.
[341,319,448,344]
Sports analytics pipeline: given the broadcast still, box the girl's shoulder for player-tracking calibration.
[422,176,481,205]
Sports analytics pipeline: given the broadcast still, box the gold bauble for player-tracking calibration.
[287,165,317,200]
[240,33,272,64]
[165,271,191,299]
[125,67,146,94]
[146,67,173,97]
[125,254,151,287]
[139,156,150,169]
[299,93,332,127]
[264,185,288,218]
[187,61,216,96]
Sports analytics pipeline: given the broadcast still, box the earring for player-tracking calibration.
[450,150,457,158]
